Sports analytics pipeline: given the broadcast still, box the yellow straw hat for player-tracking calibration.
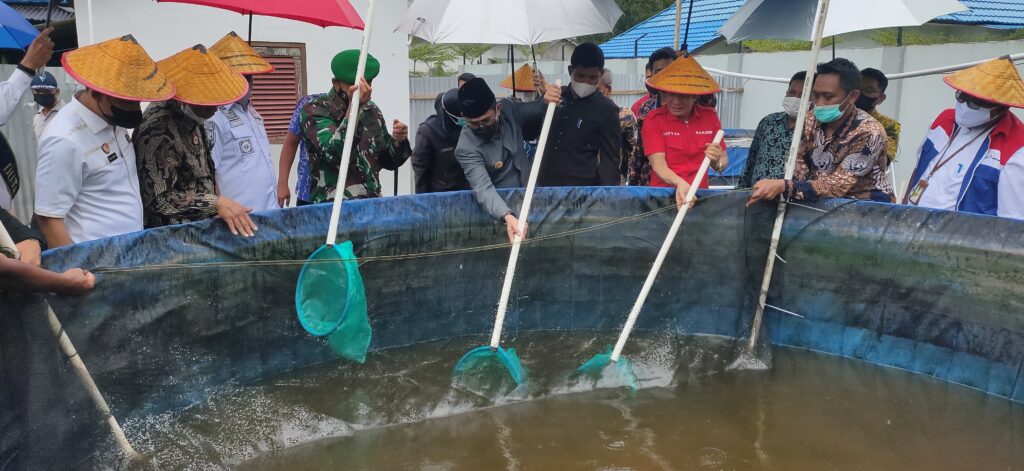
[210,31,274,75]
[157,44,249,106]
[944,57,1024,108]
[62,34,174,102]
[646,54,721,95]
[500,64,537,92]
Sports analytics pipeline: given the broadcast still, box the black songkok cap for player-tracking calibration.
[457,78,496,119]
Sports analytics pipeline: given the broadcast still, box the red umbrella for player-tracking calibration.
[157,0,364,36]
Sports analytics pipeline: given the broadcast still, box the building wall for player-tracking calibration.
[76,0,412,201]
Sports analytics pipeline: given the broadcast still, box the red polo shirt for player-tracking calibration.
[642,105,726,188]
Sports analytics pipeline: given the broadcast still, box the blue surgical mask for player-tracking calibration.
[813,94,851,123]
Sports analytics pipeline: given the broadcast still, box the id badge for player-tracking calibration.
[907,179,928,206]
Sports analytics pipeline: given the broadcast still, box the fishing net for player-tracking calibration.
[295,241,371,363]
[576,346,640,390]
[451,346,527,397]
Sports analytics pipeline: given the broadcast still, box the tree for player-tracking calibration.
[448,44,493,65]
[579,0,676,44]
[409,42,455,74]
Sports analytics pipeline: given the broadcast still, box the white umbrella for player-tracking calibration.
[718,0,969,42]
[721,0,969,364]
[395,0,623,45]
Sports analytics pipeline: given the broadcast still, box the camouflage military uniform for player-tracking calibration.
[299,88,411,202]
[134,100,219,228]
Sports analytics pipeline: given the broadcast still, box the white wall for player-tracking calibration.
[77,0,412,200]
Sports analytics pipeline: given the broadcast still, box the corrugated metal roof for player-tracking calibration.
[601,0,1024,59]
[7,4,74,23]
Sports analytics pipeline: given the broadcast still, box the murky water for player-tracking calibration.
[123,332,1024,470]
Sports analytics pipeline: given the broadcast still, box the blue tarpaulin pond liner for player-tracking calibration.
[2,187,1024,468]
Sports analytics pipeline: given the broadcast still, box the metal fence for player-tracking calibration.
[409,72,743,144]
[3,65,77,224]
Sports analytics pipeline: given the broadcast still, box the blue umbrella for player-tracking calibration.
[0,1,40,50]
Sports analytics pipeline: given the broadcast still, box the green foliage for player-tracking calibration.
[742,37,840,53]
[869,28,1012,47]
[408,41,456,75]
[448,43,493,65]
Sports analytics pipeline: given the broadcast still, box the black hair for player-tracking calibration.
[570,43,605,69]
[790,71,807,85]
[647,47,676,71]
[457,72,477,83]
[860,68,888,93]
[815,58,860,94]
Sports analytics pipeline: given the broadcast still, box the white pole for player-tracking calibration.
[747,0,830,352]
[325,0,378,247]
[86,0,95,44]
[489,81,561,349]
[610,130,724,363]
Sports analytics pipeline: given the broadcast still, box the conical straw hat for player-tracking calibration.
[61,34,174,102]
[500,64,537,92]
[646,54,721,95]
[157,44,248,106]
[210,31,274,75]
[944,57,1024,108]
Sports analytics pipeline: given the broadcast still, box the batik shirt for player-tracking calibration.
[289,93,324,203]
[740,112,793,188]
[299,88,411,202]
[134,101,219,228]
[869,109,901,162]
[617,106,639,185]
[792,108,893,202]
[628,94,659,186]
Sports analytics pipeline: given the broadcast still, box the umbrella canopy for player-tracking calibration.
[395,0,623,45]
[0,1,39,50]
[718,0,969,42]
[156,0,364,29]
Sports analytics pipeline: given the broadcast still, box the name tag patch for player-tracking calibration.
[107,153,118,163]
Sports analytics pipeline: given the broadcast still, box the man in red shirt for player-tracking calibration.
[642,54,727,208]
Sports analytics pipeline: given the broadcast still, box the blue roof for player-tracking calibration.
[601,0,1024,59]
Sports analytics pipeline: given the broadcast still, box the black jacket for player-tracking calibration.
[412,117,471,193]
[537,86,622,187]
[0,209,45,255]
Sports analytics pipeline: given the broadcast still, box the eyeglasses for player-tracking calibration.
[956,91,997,110]
[465,114,497,130]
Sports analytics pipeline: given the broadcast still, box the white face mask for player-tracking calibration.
[782,96,802,118]
[571,80,597,99]
[954,100,995,129]
[182,104,209,125]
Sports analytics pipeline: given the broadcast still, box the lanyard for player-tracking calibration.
[922,123,995,182]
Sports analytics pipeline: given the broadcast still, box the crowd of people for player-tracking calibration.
[2,31,1024,296]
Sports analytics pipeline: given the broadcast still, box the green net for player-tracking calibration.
[295,241,371,363]
[576,346,639,391]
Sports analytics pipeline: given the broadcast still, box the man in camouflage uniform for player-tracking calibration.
[300,50,410,202]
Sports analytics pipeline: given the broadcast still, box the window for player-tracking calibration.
[250,42,307,144]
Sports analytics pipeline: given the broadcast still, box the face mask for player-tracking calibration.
[182,105,209,125]
[97,93,143,129]
[813,94,851,124]
[855,93,878,112]
[471,115,500,140]
[782,96,802,118]
[33,93,56,109]
[954,100,995,129]
[571,80,597,99]
[238,76,254,107]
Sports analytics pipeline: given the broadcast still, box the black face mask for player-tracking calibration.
[855,93,878,112]
[472,119,499,140]
[97,92,143,129]
[33,94,56,108]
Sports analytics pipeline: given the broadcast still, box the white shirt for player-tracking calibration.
[0,69,32,211]
[916,125,990,211]
[206,102,278,212]
[34,97,144,244]
[33,98,65,141]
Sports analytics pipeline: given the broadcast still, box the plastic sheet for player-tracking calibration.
[3,187,1024,468]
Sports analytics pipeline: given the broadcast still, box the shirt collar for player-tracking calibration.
[72,96,114,135]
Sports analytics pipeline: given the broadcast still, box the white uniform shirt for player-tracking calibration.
[916,125,990,211]
[33,98,65,141]
[0,68,33,212]
[34,97,144,244]
[206,102,278,212]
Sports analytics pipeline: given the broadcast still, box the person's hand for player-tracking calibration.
[747,179,787,207]
[216,196,257,237]
[348,77,372,105]
[393,119,408,142]
[58,268,95,296]
[15,239,41,267]
[542,83,561,105]
[705,143,727,172]
[532,69,547,94]
[675,181,694,209]
[20,27,54,70]
[277,181,291,208]
[504,213,527,244]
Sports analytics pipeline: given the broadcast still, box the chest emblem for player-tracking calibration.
[495,160,504,170]
[101,143,110,154]
[239,137,254,156]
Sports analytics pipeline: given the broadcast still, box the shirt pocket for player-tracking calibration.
[83,148,123,176]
